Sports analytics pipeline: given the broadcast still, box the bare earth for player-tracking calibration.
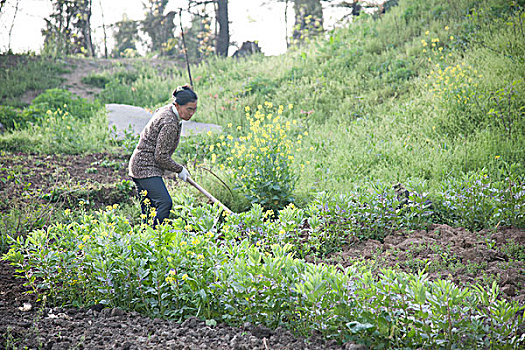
[1,151,524,349]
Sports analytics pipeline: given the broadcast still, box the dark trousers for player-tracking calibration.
[132,177,172,227]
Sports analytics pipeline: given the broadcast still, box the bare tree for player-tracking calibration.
[7,0,21,51]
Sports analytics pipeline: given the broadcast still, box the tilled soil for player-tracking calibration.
[324,224,525,303]
[0,260,350,350]
[0,153,351,349]
[1,152,524,349]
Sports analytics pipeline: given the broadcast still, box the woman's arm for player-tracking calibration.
[154,123,183,173]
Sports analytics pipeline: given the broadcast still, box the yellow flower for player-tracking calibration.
[181,240,187,246]
[140,190,148,197]
[64,209,71,215]
[182,274,188,280]
[245,106,250,112]
[197,254,204,260]
[205,231,214,238]
[207,130,212,136]
[450,36,454,40]
[445,26,449,30]
[288,104,293,110]
[495,155,501,159]
[425,30,430,35]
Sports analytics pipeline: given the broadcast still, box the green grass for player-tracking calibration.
[64,0,524,201]
[0,0,523,211]
[0,54,69,107]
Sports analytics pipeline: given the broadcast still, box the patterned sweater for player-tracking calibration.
[128,105,183,179]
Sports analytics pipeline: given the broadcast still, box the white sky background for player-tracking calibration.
[0,0,353,56]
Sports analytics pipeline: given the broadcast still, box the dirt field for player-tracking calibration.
[1,151,524,349]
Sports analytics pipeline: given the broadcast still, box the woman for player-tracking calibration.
[128,85,198,227]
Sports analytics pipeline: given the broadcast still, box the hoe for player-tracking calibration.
[187,176,233,215]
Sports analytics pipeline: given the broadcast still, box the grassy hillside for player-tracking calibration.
[47,0,523,199]
[1,0,524,212]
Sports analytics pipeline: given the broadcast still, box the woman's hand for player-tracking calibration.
[178,167,190,182]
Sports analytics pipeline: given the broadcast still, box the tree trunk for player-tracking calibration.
[292,0,323,43]
[215,0,229,56]
[83,0,94,56]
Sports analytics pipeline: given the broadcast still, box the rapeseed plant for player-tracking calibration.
[213,102,303,211]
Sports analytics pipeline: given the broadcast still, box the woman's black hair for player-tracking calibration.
[172,85,198,106]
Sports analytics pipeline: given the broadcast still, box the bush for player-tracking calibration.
[433,167,525,230]
[0,108,110,154]
[0,105,20,130]
[30,88,102,121]
[213,102,303,211]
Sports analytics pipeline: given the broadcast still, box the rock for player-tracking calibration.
[344,343,368,350]
[106,103,222,138]
[17,302,32,312]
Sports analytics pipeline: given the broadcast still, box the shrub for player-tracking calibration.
[433,166,525,230]
[214,103,304,211]
[0,108,110,154]
[30,88,102,121]
[0,105,20,130]
[81,73,111,88]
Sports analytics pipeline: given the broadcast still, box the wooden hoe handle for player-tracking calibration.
[187,177,233,215]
